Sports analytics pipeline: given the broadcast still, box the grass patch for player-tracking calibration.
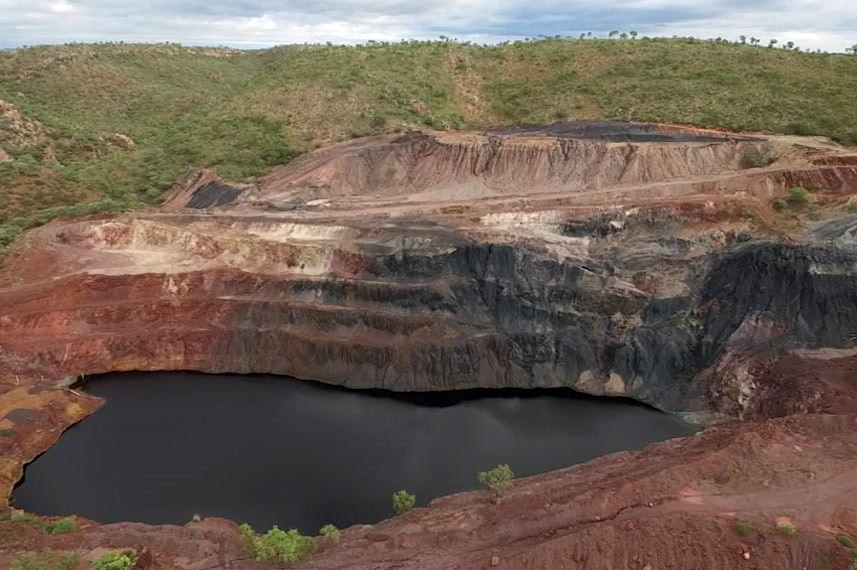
[46,517,77,534]
[0,428,15,436]
[839,536,856,548]
[10,550,79,570]
[8,512,77,535]
[734,520,753,537]
[10,511,43,526]
[777,522,797,535]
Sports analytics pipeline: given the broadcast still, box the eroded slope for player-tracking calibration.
[3,122,857,569]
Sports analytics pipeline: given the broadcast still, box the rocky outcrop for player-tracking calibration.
[0,100,50,155]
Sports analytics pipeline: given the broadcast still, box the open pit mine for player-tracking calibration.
[3,121,857,569]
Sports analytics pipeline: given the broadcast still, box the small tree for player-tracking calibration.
[478,464,515,495]
[848,44,857,55]
[769,39,778,48]
[238,524,315,565]
[630,31,638,39]
[739,35,747,44]
[608,30,619,38]
[392,490,416,515]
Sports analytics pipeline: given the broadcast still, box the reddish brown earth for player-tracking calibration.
[3,122,857,569]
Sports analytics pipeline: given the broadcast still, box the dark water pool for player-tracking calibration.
[14,372,693,533]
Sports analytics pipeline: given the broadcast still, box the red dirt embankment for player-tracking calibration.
[3,123,857,569]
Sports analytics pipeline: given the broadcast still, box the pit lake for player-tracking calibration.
[14,372,694,533]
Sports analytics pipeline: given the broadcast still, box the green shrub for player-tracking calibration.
[787,186,810,204]
[0,428,15,436]
[839,535,856,548]
[237,523,315,565]
[90,551,137,570]
[11,550,80,570]
[392,490,416,515]
[734,520,753,537]
[478,464,515,495]
[47,517,78,534]
[777,522,797,535]
[319,524,340,542]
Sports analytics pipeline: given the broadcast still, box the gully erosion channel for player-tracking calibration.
[12,372,692,533]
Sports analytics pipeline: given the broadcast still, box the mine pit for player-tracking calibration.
[12,371,692,533]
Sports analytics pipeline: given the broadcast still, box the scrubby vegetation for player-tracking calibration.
[238,523,315,565]
[839,536,856,548]
[46,517,78,534]
[392,490,416,515]
[478,464,515,495]
[739,146,778,169]
[319,523,341,542]
[734,520,753,536]
[89,551,137,570]
[787,186,811,204]
[7,512,79,534]
[10,550,79,570]
[1,38,857,252]
[777,522,797,535]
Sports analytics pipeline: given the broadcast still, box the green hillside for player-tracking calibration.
[1,38,856,249]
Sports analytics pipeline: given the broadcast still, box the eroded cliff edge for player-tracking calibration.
[3,122,857,569]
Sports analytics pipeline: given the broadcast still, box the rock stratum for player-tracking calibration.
[3,122,857,569]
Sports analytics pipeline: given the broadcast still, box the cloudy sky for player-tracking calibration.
[0,0,854,53]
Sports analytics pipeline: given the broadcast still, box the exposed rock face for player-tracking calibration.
[0,100,50,150]
[4,124,857,421]
[3,122,857,569]
[253,126,760,205]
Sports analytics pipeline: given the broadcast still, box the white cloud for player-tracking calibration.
[0,0,854,52]
[48,0,76,13]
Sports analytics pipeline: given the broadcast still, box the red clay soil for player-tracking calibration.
[3,124,857,569]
